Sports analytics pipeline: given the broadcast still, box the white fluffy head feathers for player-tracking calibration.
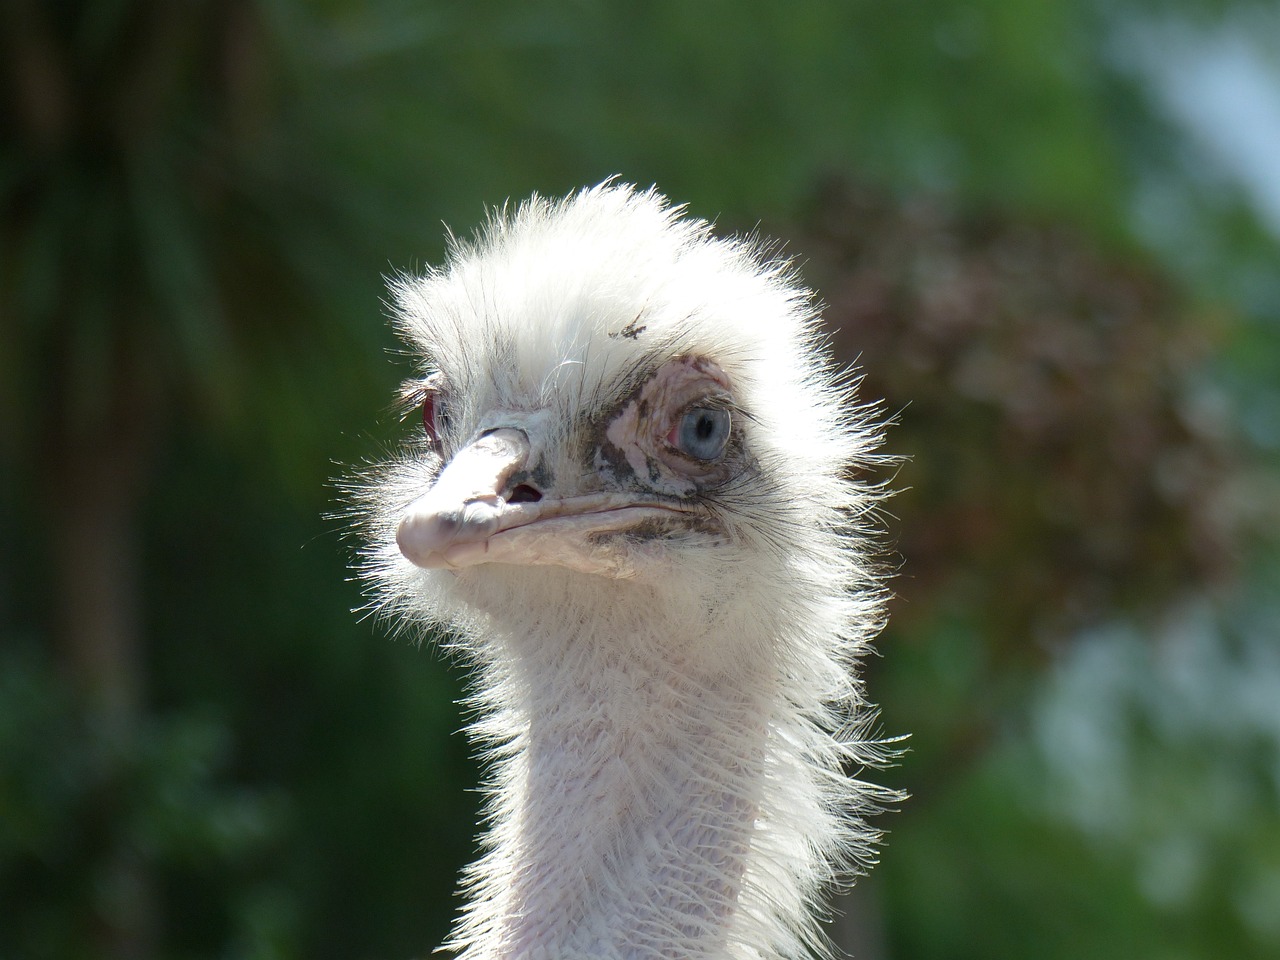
[352,181,898,960]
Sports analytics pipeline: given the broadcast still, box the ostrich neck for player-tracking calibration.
[463,616,775,960]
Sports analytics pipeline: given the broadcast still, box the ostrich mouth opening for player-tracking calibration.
[394,427,710,579]
[398,494,704,579]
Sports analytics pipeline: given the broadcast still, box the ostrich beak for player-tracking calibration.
[396,427,692,579]
[396,428,529,567]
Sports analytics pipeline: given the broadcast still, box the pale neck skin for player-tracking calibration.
[451,589,778,960]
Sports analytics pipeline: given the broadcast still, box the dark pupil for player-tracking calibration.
[695,413,715,440]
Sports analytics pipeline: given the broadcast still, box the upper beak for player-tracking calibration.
[395,427,692,579]
[396,428,530,567]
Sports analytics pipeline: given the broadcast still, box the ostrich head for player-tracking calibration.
[356,183,896,960]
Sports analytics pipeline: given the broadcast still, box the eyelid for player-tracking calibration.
[683,395,748,428]
[679,391,735,413]
[398,372,448,414]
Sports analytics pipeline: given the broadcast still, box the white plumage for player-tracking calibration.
[355,182,897,960]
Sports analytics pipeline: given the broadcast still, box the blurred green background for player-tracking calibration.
[2,1,1279,958]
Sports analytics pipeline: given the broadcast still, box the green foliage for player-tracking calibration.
[142,435,480,959]
[0,643,287,958]
[1,0,1277,958]
[876,585,1280,959]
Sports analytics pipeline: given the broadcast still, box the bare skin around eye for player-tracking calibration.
[603,356,735,495]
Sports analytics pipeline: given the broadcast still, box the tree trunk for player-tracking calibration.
[47,383,159,960]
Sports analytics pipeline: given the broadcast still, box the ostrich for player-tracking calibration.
[354,182,898,960]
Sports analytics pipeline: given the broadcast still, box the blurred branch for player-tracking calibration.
[799,179,1242,652]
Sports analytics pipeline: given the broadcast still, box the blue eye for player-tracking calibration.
[672,406,731,461]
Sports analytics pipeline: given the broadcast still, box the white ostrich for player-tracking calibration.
[355,182,898,960]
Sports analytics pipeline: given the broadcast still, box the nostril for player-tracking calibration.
[508,483,543,504]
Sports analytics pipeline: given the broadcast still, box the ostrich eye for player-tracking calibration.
[422,389,449,445]
[671,406,731,461]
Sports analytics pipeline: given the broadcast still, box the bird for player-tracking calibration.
[352,182,899,960]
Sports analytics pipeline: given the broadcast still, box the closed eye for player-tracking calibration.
[422,387,450,446]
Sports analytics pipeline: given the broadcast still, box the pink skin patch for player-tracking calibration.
[604,356,734,497]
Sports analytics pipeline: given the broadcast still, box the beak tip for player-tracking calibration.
[394,426,532,569]
[397,501,503,568]
[397,510,452,567]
